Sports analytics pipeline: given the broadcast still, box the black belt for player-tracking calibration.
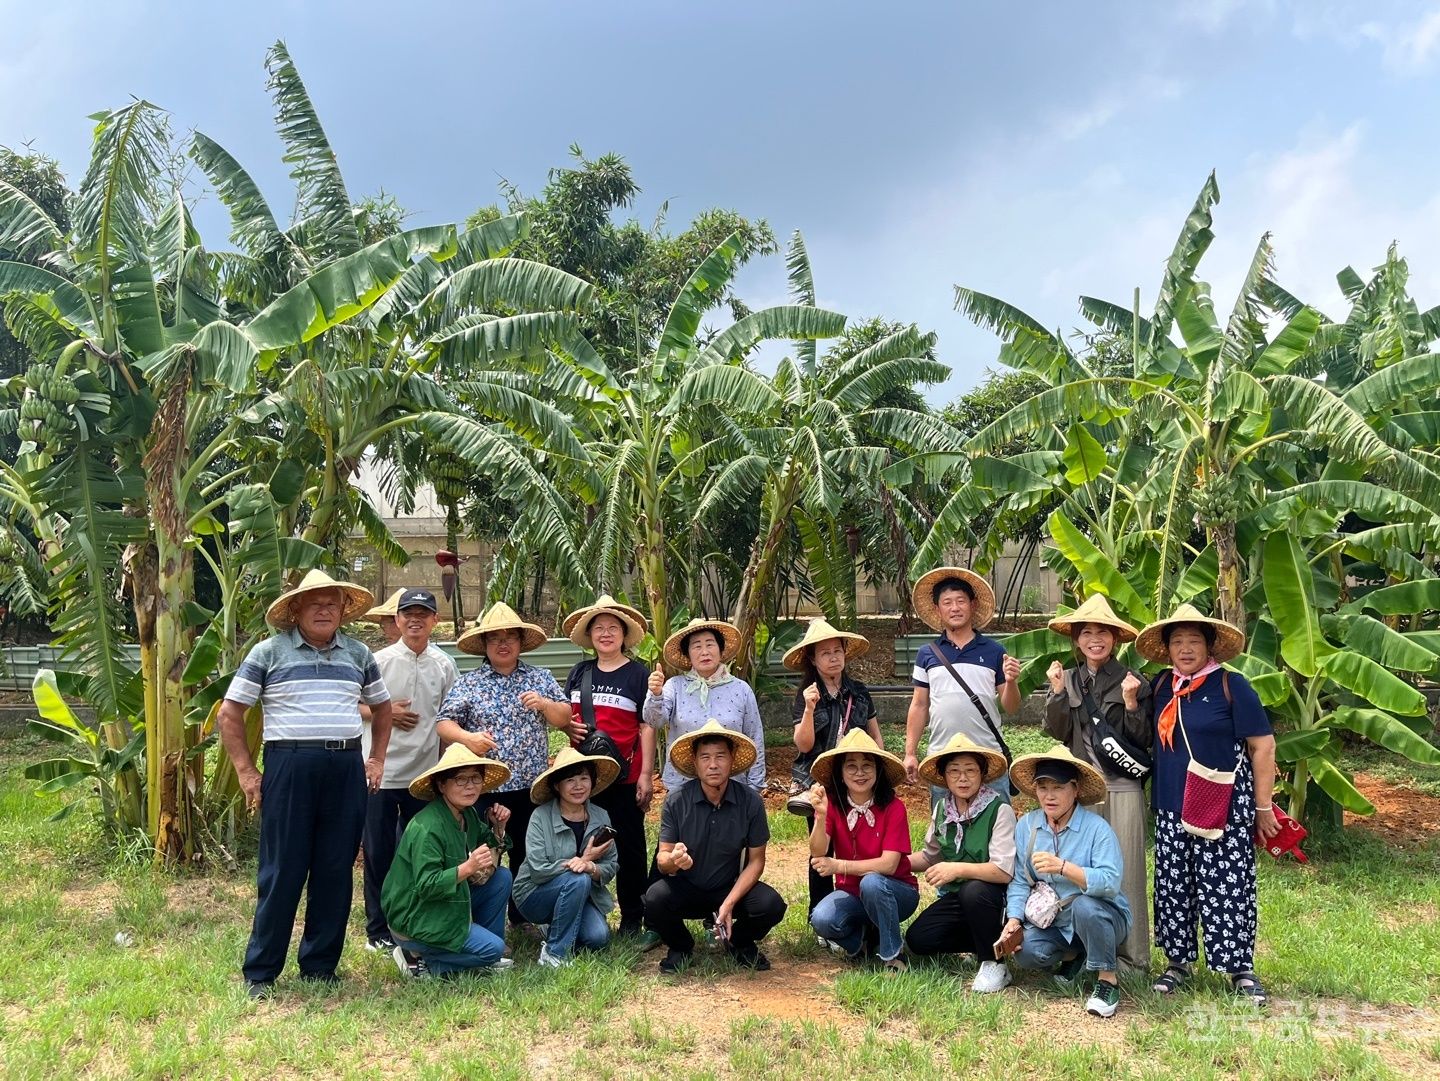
[266,737,362,751]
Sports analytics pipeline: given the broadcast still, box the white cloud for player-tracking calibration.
[1049,75,1183,141]
[1176,0,1253,33]
[1359,7,1440,74]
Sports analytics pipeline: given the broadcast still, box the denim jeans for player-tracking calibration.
[809,873,919,962]
[1012,894,1129,974]
[395,867,512,976]
[516,871,612,959]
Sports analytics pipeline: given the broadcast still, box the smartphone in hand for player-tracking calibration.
[592,825,618,845]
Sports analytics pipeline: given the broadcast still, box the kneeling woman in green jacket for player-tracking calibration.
[513,746,622,967]
[382,744,515,977]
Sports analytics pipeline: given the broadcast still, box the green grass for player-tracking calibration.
[2,727,1437,1080]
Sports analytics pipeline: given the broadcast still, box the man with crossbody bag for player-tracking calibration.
[904,567,1022,802]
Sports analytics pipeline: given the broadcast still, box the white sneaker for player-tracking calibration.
[537,944,568,969]
[487,957,515,971]
[816,936,848,957]
[971,960,1012,993]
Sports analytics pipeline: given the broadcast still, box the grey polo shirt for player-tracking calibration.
[657,778,770,894]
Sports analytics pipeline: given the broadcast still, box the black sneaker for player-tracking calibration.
[365,936,395,952]
[1086,978,1120,1018]
[731,944,771,971]
[246,980,274,1001]
[658,948,693,974]
[1052,952,1087,989]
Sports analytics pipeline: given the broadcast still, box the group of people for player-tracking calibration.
[219,562,1278,1020]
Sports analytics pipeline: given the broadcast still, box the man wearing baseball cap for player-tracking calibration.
[362,587,459,955]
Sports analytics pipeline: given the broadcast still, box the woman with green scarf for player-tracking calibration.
[642,618,766,792]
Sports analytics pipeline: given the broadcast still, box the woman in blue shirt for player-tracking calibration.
[1136,605,1278,1007]
[999,746,1131,1019]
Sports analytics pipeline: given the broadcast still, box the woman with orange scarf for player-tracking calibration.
[1136,605,1279,1006]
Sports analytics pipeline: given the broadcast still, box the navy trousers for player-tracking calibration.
[242,744,367,983]
[362,786,427,940]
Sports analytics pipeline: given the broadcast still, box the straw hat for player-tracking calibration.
[809,728,907,789]
[265,569,375,630]
[918,732,1009,787]
[362,588,405,624]
[661,618,741,672]
[1047,594,1138,643]
[408,743,511,801]
[911,567,996,631]
[1008,744,1107,806]
[1134,603,1245,665]
[781,617,870,671]
[529,745,621,804]
[456,601,548,656]
[667,719,757,779]
[562,594,649,650]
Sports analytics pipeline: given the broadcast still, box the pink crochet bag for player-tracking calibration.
[1176,713,1241,840]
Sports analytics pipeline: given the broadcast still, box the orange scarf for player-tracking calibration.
[1157,662,1221,751]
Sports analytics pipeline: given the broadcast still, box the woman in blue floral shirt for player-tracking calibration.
[436,602,570,929]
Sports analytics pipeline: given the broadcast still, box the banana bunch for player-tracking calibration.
[430,453,469,507]
[16,362,80,450]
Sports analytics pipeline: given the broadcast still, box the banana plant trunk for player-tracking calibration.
[730,509,790,678]
[1211,521,1247,635]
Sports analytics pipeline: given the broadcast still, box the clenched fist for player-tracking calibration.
[802,682,821,710]
[1002,654,1022,683]
[1121,671,1142,710]
[648,666,666,697]
[1047,660,1066,694]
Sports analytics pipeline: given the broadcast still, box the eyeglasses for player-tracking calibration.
[448,774,486,788]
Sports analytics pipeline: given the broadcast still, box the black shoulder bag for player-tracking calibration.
[934,654,1012,765]
[574,663,632,776]
[1079,675,1151,782]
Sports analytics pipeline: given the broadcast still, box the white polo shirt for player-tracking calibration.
[364,640,459,789]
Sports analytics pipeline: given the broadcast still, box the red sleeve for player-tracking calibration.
[880,800,913,854]
[824,801,845,842]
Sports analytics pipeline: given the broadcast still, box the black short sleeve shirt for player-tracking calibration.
[657,779,770,893]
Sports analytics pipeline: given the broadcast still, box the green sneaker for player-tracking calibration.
[1086,978,1120,1018]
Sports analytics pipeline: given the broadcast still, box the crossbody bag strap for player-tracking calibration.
[935,652,1012,762]
[579,662,597,736]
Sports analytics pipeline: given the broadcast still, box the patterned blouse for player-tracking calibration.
[436,661,566,793]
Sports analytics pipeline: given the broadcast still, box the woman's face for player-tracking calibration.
[557,769,593,805]
[840,752,877,798]
[588,613,626,658]
[1075,623,1116,667]
[1034,777,1079,820]
[437,769,487,810]
[812,639,847,681]
[686,630,722,677]
[1167,626,1211,675]
[943,754,985,802]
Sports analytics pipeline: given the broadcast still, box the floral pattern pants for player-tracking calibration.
[1153,760,1258,974]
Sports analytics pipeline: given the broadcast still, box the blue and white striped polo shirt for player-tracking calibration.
[225,627,390,741]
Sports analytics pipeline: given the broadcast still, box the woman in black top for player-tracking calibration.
[785,617,882,913]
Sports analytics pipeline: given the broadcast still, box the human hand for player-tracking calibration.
[464,730,497,756]
[518,690,545,711]
[365,757,383,793]
[580,836,613,863]
[923,862,963,888]
[487,803,510,834]
[809,856,839,877]
[714,903,734,941]
[903,753,919,786]
[807,782,828,818]
[1031,850,1064,876]
[994,920,1023,958]
[463,844,495,879]
[636,774,654,811]
[1047,661,1066,694]
[1121,672,1142,710]
[669,843,693,871]
[567,717,589,742]
[648,667,665,697]
[391,699,419,731]
[1002,655,1022,683]
[802,683,821,710]
[239,767,262,814]
[1256,807,1281,842]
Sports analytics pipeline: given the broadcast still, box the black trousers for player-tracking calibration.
[361,786,428,940]
[591,780,647,928]
[904,878,1007,959]
[481,788,537,925]
[242,744,366,983]
[801,810,835,915]
[642,875,787,953]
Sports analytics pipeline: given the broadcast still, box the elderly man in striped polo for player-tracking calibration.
[218,570,394,1000]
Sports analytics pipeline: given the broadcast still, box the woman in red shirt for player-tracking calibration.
[805,729,918,973]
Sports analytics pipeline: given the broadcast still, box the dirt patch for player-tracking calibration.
[57,879,121,917]
[1344,772,1440,847]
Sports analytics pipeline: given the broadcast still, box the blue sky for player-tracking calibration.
[4,0,1440,403]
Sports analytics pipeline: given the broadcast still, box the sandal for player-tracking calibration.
[1231,972,1268,1007]
[1151,965,1190,994]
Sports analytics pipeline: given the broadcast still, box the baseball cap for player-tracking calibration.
[397,588,439,614]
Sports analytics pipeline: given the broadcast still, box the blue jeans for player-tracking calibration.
[516,872,612,959]
[809,873,919,962]
[1013,894,1129,974]
[396,867,512,976]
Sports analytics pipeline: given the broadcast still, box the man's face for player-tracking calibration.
[398,605,437,649]
[937,586,973,629]
[295,589,345,643]
[694,739,734,787]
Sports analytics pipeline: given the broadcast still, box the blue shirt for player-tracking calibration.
[1151,668,1271,814]
[436,661,566,793]
[911,633,1008,752]
[225,628,388,741]
[1006,805,1131,942]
